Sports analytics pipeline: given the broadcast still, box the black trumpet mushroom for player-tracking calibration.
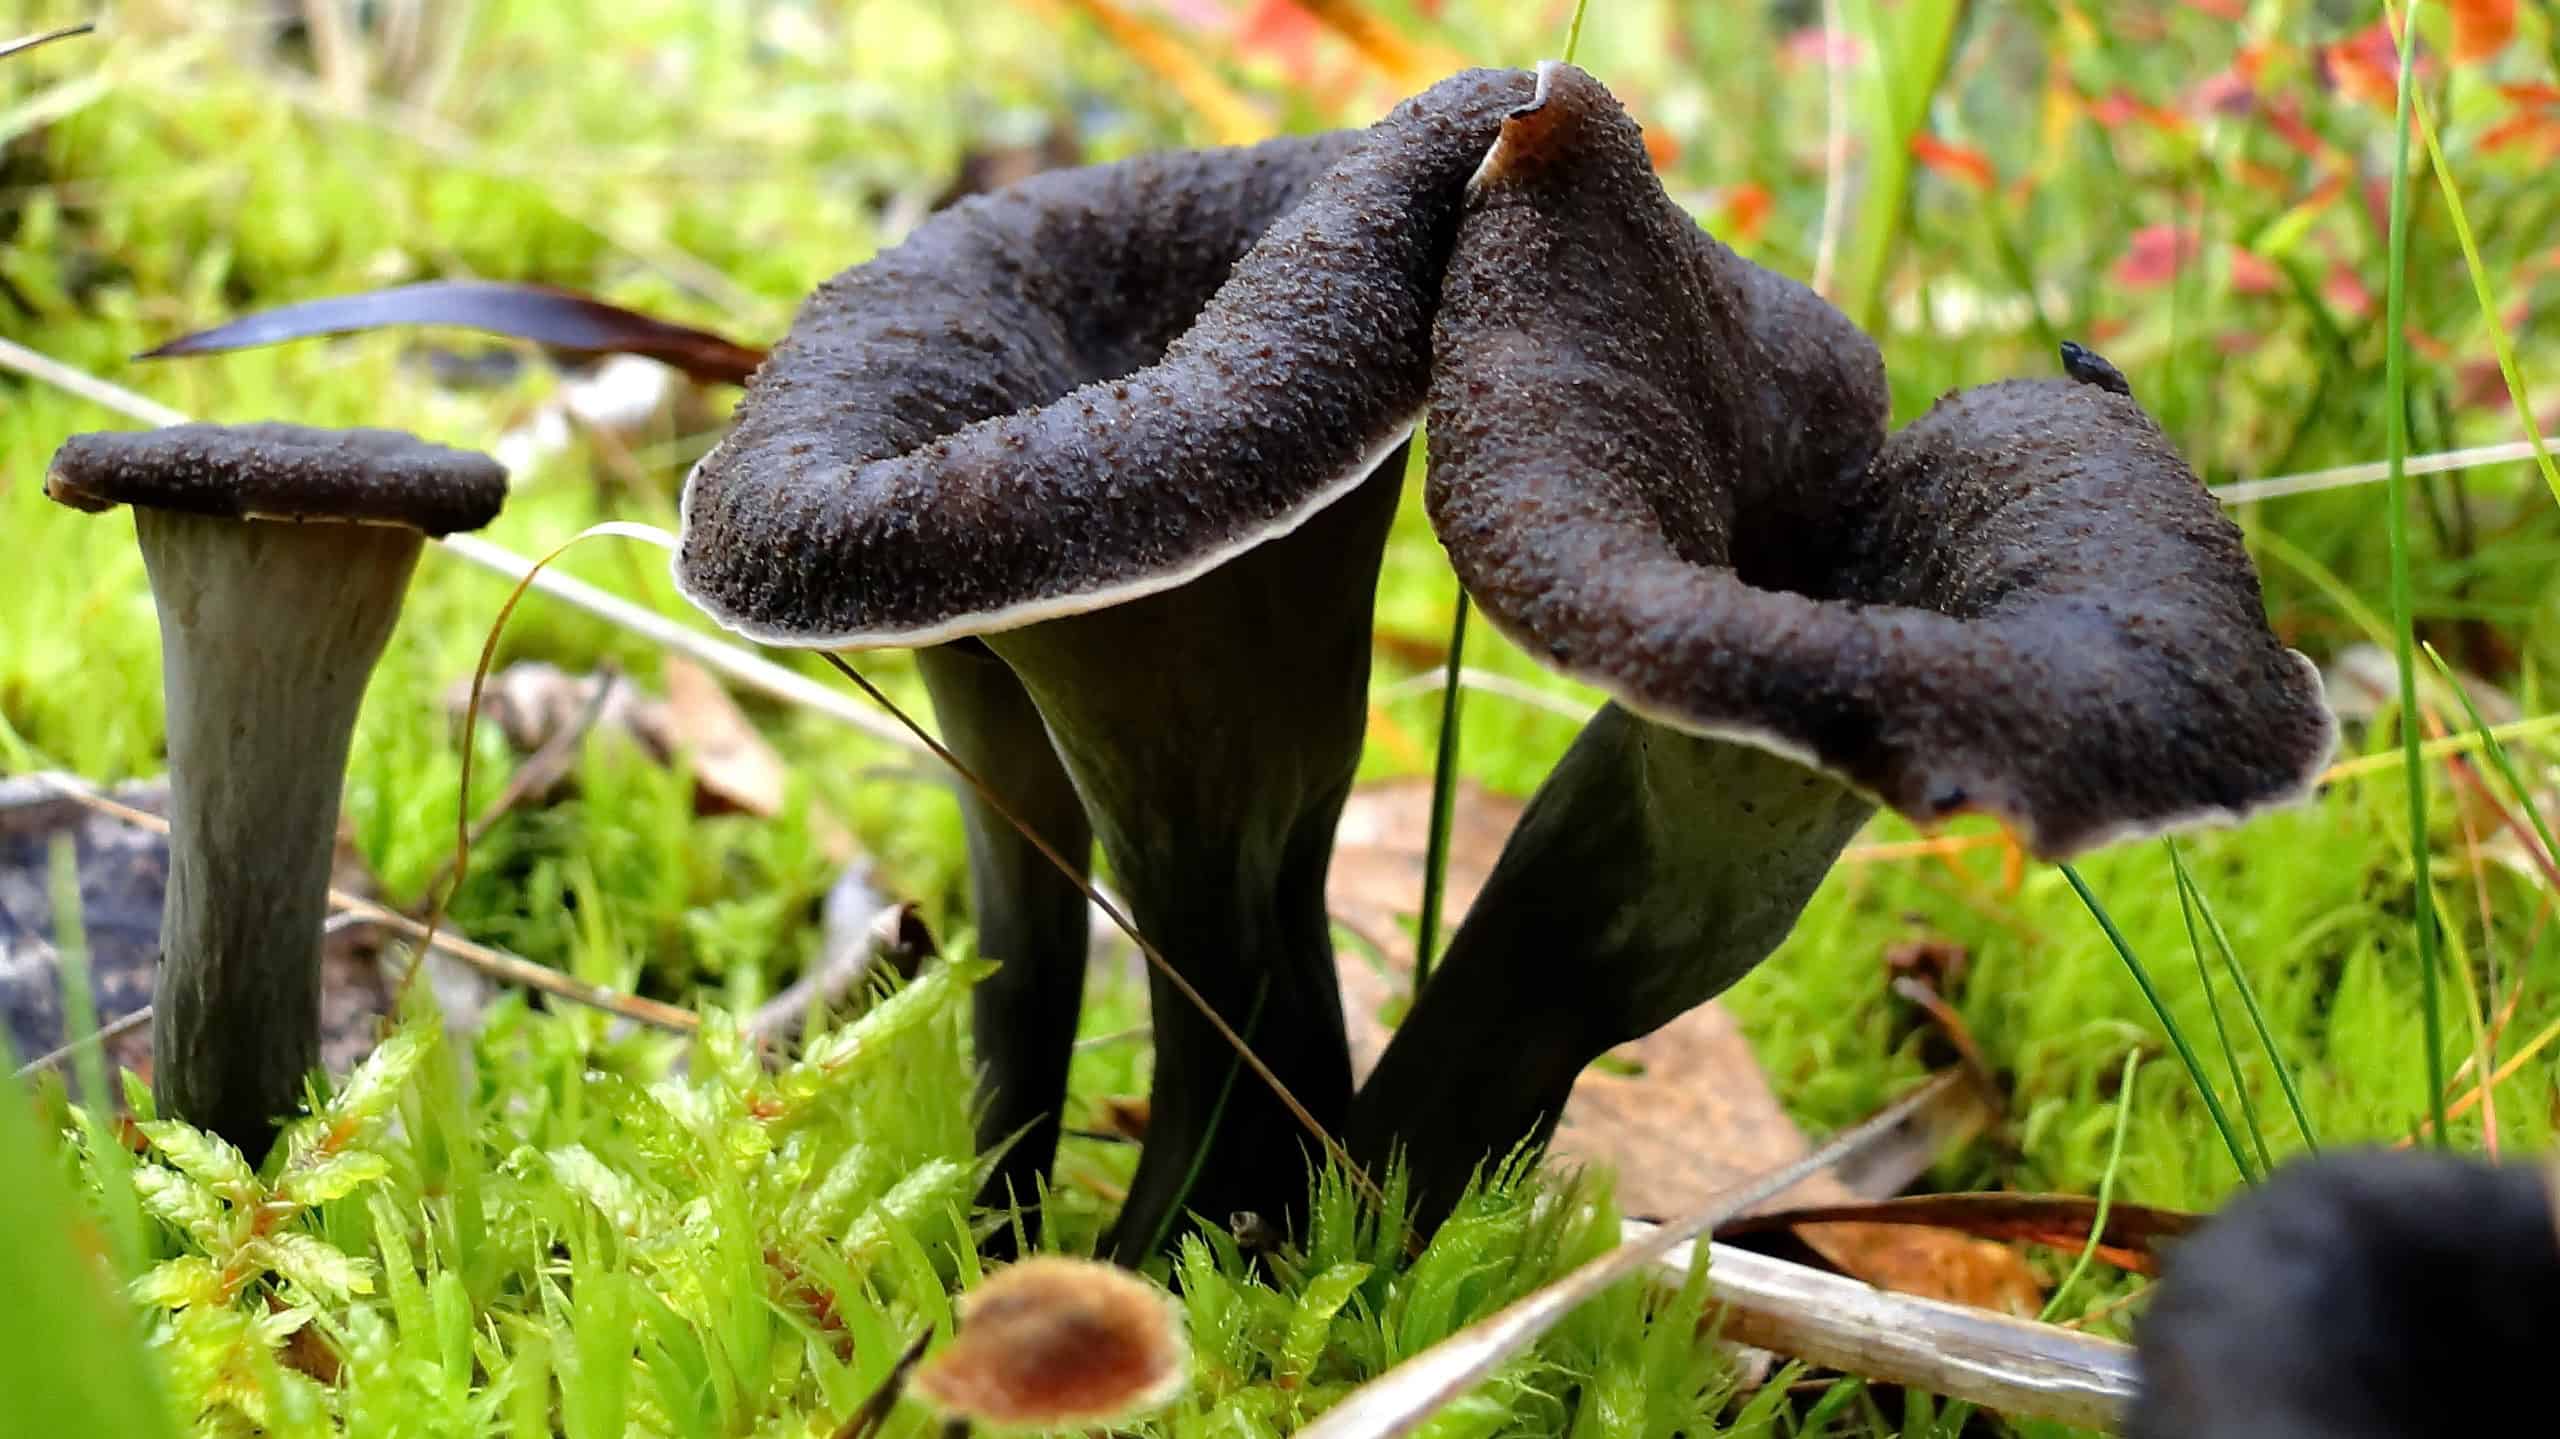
[1346,63,2337,1219]
[2130,1149,2560,1439]
[44,423,506,1159]
[675,69,1538,1259]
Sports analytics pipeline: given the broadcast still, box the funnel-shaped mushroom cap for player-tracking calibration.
[674,67,1537,649]
[47,422,505,536]
[1425,66,2332,859]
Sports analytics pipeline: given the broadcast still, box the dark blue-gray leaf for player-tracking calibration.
[138,280,768,386]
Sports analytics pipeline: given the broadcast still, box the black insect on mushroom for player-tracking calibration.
[1349,63,2335,1217]
[676,68,1538,1259]
[2129,1149,2560,1439]
[44,423,506,1160]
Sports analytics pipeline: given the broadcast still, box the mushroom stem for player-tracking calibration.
[1348,704,1872,1221]
[138,511,423,1158]
[914,640,1095,1247]
[990,451,1406,1262]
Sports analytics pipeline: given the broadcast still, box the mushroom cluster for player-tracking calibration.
[675,63,2332,1253]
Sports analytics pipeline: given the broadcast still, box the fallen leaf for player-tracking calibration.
[659,657,789,818]
[2448,0,2517,64]
[1716,1193,2202,1275]
[448,660,810,825]
[1326,779,2042,1312]
[138,280,768,385]
[1910,132,1996,191]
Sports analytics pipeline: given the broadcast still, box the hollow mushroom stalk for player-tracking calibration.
[676,69,1539,1258]
[1349,65,2336,1218]
[45,424,506,1159]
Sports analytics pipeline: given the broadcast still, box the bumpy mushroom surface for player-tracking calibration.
[676,69,1538,1257]
[2130,1150,2560,1439]
[1350,64,2333,1214]
[46,423,504,1158]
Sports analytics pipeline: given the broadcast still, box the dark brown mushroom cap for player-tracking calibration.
[1425,65,2332,858]
[674,67,1537,649]
[45,422,507,537]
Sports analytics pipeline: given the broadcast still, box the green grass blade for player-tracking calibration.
[1835,0,1965,332]
[2167,839,2322,1153]
[2170,843,2269,1180]
[2421,642,2560,871]
[46,834,148,1278]
[2060,863,2255,1181]
[1562,0,1594,64]
[2400,45,2560,508]
[2039,1050,2142,1323]
[2381,1,2450,1149]
[0,1042,181,1438]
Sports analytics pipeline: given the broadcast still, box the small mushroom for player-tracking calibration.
[2129,1149,2560,1439]
[1349,65,2334,1215]
[908,1255,1188,1432]
[45,423,505,1158]
[676,68,1538,1257]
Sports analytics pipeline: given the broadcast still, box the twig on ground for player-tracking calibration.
[33,775,702,1034]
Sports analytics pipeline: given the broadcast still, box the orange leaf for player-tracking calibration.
[2227,245,2283,296]
[2322,20,2407,114]
[2480,110,2560,157]
[1717,182,1773,246]
[2448,0,2517,64]
[2115,224,2199,288]
[1910,132,1995,190]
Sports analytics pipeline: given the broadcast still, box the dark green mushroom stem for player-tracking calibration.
[913,641,1093,1246]
[676,69,1538,1257]
[46,423,504,1159]
[1350,65,2333,1220]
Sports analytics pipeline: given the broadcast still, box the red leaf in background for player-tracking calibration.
[2115,224,2199,288]
[2457,356,2511,411]
[1236,0,1322,62]
[2190,42,2270,118]
[2448,0,2517,63]
[2323,20,2409,113]
[2324,261,2374,319]
[2183,0,2247,19]
[1780,26,1860,69]
[1716,182,1772,246]
[2260,96,2331,162]
[2500,82,2560,109]
[1910,132,1995,190]
[2228,246,2283,295]
[2088,87,2190,137]
[2480,110,2560,158]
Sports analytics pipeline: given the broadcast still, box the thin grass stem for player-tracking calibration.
[2380,0,2451,1148]
[2171,845,2269,1179]
[2168,840,2322,1152]
[2039,1050,2142,1323]
[2060,863,2255,1181]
